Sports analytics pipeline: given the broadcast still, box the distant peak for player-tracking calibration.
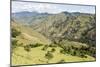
[61,11,70,14]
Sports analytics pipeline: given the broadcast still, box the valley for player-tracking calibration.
[11,11,96,66]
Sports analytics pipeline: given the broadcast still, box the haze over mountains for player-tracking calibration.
[12,11,94,24]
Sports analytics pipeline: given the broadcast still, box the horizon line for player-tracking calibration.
[12,11,95,14]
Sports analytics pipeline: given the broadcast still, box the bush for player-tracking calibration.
[24,43,43,52]
[26,43,43,48]
[12,39,18,49]
[45,51,53,61]
[34,43,43,47]
[71,51,77,56]
[79,53,87,58]
[28,44,34,48]
[42,45,48,51]
[12,28,21,38]
[57,59,65,63]
[49,44,57,47]
[51,48,56,52]
[24,45,31,52]
[60,49,66,54]
[18,43,24,47]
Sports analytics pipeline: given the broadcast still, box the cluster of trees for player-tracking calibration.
[60,45,95,58]
[50,34,95,58]
[12,28,21,51]
[11,28,44,52]
[24,43,43,52]
[12,39,23,52]
[41,45,57,63]
[41,44,56,53]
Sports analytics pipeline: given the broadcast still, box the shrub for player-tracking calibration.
[12,28,21,38]
[29,44,35,48]
[45,51,53,61]
[42,45,48,51]
[27,43,43,48]
[80,53,86,58]
[49,44,57,47]
[24,43,43,52]
[71,51,77,56]
[60,49,66,54]
[12,39,18,49]
[51,48,56,52]
[57,59,65,63]
[18,43,24,47]
[24,45,31,52]
[35,43,43,47]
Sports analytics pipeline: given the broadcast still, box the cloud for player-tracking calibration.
[12,1,63,13]
[12,1,95,14]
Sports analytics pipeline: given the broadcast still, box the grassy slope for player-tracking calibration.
[12,42,95,66]
[11,21,51,45]
[11,21,95,66]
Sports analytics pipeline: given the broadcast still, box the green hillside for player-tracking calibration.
[11,20,51,45]
[11,12,96,66]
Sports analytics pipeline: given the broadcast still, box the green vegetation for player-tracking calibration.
[11,12,96,66]
[12,28,21,51]
[50,48,56,52]
[48,44,58,47]
[12,39,18,50]
[41,45,49,51]
[24,43,43,52]
[24,45,31,52]
[12,28,21,38]
[28,43,43,48]
[59,44,95,58]
[57,59,65,63]
[45,51,53,63]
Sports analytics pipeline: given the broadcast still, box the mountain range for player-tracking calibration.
[11,11,96,65]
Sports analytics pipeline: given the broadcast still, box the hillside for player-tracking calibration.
[31,12,96,47]
[11,19,51,45]
[11,11,96,66]
[12,11,51,25]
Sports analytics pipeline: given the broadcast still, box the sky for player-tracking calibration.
[12,1,95,14]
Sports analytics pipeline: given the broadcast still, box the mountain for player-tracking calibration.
[11,19,51,45]
[31,12,96,47]
[12,11,96,47]
[12,11,51,25]
[11,11,96,65]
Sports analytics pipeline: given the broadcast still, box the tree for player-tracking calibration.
[12,28,21,38]
[51,48,56,52]
[12,39,18,49]
[42,45,48,51]
[45,51,53,63]
[24,45,31,52]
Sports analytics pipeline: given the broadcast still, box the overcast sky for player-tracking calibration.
[12,1,95,14]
